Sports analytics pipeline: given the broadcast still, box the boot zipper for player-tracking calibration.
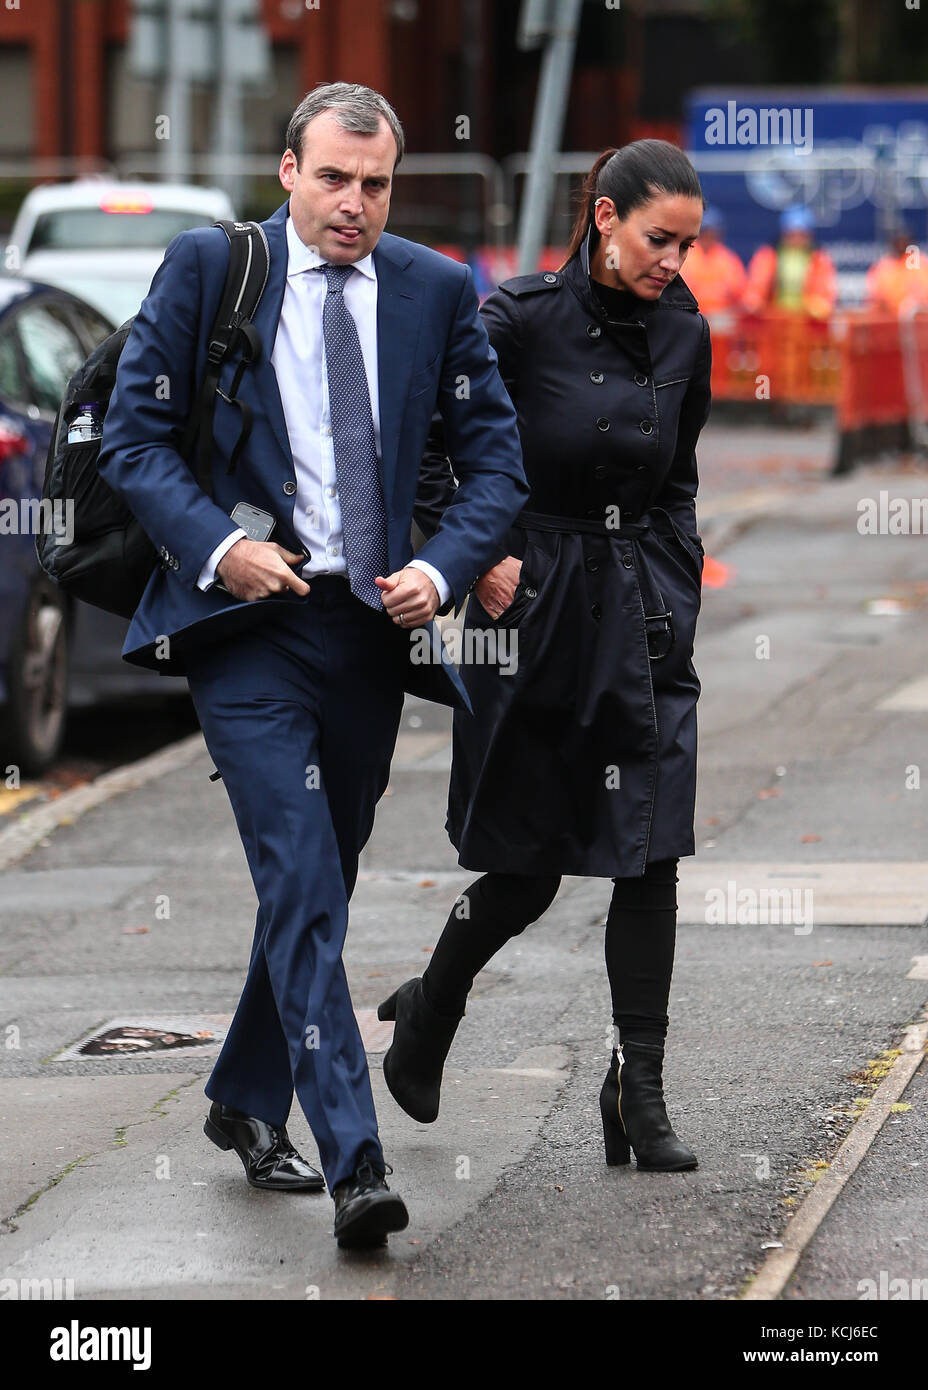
[616,1042,625,1131]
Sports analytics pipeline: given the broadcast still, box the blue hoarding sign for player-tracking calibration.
[684,89,928,303]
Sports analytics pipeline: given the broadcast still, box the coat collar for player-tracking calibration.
[562,225,699,375]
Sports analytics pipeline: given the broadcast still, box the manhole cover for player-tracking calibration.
[54,1015,230,1061]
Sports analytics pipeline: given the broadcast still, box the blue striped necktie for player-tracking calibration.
[320,263,389,608]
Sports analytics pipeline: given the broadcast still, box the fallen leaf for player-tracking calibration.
[554,1184,564,1192]
[757,787,782,799]
[891,1102,912,1113]
[122,926,149,935]
[812,960,833,967]
[801,834,822,843]
[419,879,436,888]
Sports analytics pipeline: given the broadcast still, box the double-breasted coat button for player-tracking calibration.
[622,554,634,569]
[590,370,604,384]
[543,273,558,284]
[585,556,600,573]
[283,480,297,495]
[587,324,602,339]
[524,586,537,599]
[634,372,649,386]
[639,420,654,435]
[596,417,610,431]
[591,602,602,620]
[594,465,608,479]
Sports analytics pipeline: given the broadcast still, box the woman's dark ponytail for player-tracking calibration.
[563,147,619,263]
[560,139,705,269]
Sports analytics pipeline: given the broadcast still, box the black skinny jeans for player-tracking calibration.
[422,858,679,1046]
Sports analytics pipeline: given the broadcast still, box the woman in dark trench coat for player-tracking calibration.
[380,140,711,1171]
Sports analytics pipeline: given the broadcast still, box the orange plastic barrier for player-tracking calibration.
[834,309,928,470]
[837,312,928,428]
[708,309,843,406]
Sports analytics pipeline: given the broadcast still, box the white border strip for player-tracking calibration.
[743,1012,928,1300]
[0,732,207,872]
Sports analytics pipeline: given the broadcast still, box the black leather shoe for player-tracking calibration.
[333,1159,409,1249]
[204,1101,325,1192]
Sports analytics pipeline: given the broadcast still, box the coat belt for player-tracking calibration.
[514,508,651,538]
[512,510,674,661]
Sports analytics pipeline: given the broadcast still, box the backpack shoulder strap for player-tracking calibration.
[181,220,270,495]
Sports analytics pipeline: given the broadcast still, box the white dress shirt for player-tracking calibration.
[197,214,449,604]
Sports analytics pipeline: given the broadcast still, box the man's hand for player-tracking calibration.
[473,556,522,619]
[376,568,439,627]
[215,538,311,602]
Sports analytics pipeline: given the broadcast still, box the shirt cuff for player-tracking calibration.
[407,558,451,607]
[197,528,247,592]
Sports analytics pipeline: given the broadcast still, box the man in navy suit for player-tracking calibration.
[98,82,526,1248]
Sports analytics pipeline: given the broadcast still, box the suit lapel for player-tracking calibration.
[374,235,422,510]
[249,201,293,469]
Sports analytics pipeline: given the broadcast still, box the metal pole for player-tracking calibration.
[517,0,583,275]
[163,0,191,183]
[214,0,244,211]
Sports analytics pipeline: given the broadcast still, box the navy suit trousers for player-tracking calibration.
[184,577,406,1191]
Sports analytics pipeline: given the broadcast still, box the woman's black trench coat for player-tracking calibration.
[418,230,712,879]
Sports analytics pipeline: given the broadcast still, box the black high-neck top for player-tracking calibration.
[590,276,645,322]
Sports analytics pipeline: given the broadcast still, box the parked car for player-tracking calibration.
[0,276,177,776]
[9,180,236,325]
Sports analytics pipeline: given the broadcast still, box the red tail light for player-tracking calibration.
[0,422,28,462]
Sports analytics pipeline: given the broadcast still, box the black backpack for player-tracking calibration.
[35,219,270,619]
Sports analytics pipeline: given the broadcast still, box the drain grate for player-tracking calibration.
[53,1015,230,1061]
[52,1011,392,1060]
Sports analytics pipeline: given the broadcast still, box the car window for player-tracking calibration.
[0,328,30,409]
[27,206,215,252]
[16,302,85,414]
[64,299,115,352]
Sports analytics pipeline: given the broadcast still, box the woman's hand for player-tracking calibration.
[474,556,523,619]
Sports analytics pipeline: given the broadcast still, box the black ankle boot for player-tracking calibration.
[377,977,463,1123]
[599,1040,697,1171]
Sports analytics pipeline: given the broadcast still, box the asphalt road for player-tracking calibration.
[1,422,926,1311]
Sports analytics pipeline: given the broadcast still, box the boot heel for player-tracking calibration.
[377,990,399,1022]
[601,1111,631,1166]
[203,1117,232,1151]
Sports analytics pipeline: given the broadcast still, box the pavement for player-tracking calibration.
[1,421,927,1306]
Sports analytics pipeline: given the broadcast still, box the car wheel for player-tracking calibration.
[3,578,69,778]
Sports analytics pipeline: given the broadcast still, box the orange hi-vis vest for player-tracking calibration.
[743,243,838,319]
[865,254,928,315]
[682,241,747,314]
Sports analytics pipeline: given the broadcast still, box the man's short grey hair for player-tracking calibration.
[286,82,405,170]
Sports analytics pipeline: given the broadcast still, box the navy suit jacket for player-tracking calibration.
[97,200,528,708]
